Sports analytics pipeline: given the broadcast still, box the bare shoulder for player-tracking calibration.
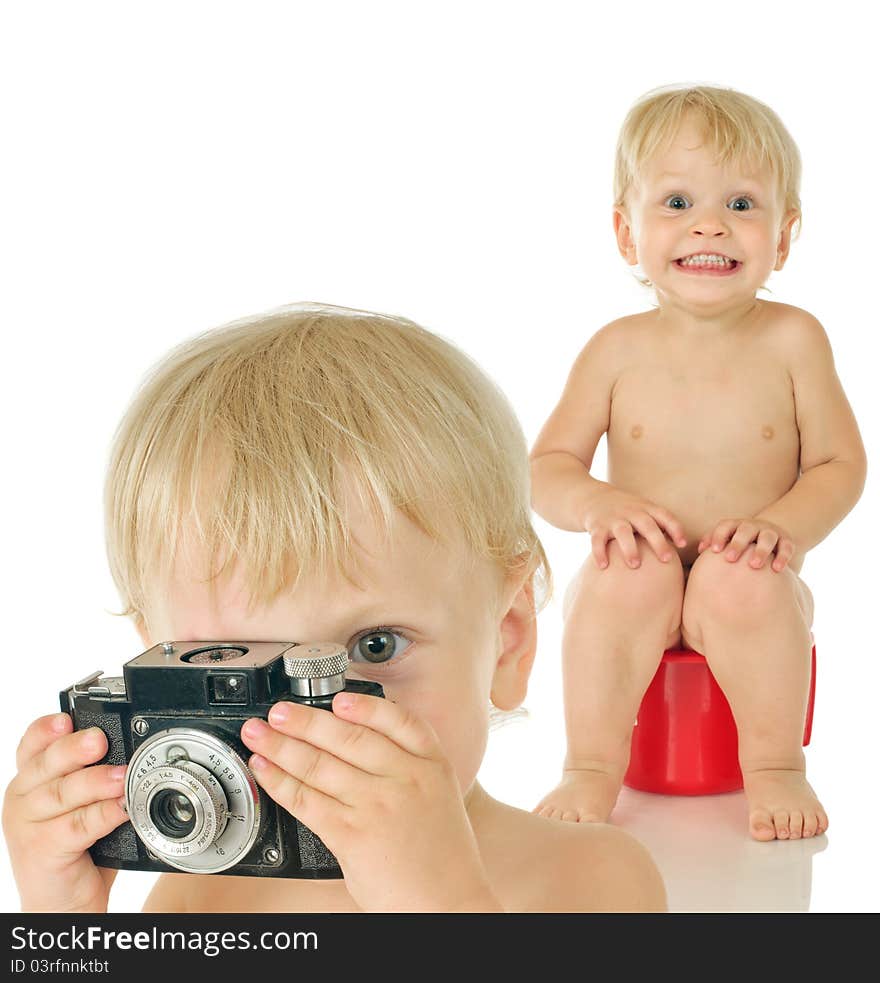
[477,798,666,913]
[757,301,834,363]
[535,817,667,913]
[758,300,820,325]
[560,312,650,394]
[579,311,653,361]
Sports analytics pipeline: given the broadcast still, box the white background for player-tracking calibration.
[1,1,876,912]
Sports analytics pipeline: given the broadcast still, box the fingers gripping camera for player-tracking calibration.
[59,642,385,879]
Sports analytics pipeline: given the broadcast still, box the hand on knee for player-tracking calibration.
[582,539,684,616]
[684,544,802,630]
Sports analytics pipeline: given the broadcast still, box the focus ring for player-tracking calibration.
[171,761,228,834]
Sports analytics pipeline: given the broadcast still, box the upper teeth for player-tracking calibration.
[679,254,735,266]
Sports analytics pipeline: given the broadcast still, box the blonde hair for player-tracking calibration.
[614,84,802,289]
[104,302,551,627]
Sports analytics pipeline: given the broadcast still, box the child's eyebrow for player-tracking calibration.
[320,597,433,635]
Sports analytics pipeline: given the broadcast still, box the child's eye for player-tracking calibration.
[664,194,691,210]
[349,629,412,665]
[728,196,754,212]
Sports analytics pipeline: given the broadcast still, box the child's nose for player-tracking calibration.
[689,208,730,237]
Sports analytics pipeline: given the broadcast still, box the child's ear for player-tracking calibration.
[490,568,538,712]
[774,209,800,271]
[613,207,638,266]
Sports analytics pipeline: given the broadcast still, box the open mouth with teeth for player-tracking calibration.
[674,253,740,275]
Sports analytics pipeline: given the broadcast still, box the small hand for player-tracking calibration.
[2,714,128,912]
[697,518,795,572]
[240,695,501,912]
[585,492,687,569]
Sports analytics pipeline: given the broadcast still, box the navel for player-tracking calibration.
[630,424,643,439]
[762,425,775,440]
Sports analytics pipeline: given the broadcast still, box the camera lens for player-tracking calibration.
[150,790,197,839]
[127,728,261,873]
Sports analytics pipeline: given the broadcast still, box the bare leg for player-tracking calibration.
[534,539,684,823]
[682,545,828,841]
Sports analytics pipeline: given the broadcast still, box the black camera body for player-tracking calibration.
[59,641,383,879]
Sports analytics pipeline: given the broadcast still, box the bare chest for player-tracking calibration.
[608,359,799,470]
[177,824,542,913]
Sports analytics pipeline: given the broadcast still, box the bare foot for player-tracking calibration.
[742,767,829,841]
[533,767,623,823]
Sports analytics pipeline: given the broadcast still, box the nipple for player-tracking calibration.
[761,425,774,440]
[630,424,643,439]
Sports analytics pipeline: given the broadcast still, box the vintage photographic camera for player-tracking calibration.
[59,641,384,879]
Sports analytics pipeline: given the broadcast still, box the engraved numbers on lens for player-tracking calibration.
[126,728,261,874]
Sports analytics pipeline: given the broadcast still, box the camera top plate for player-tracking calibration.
[127,641,300,670]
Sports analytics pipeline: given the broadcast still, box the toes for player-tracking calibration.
[773,810,790,839]
[560,809,579,823]
[580,813,604,824]
[750,803,828,841]
[750,809,776,841]
[804,808,828,837]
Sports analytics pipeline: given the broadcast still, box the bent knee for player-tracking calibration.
[566,539,685,620]
[683,544,806,627]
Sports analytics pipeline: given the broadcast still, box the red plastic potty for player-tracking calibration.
[623,639,816,795]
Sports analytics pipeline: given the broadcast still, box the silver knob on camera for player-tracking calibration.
[283,643,349,697]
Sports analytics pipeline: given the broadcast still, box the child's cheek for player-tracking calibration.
[366,652,491,788]
[445,719,490,793]
[412,687,489,790]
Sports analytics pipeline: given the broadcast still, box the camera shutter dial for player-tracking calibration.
[283,643,349,697]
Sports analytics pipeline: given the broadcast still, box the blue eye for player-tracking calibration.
[664,194,691,210]
[728,196,753,211]
[349,630,411,665]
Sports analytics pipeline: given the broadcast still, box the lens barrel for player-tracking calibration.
[126,728,260,873]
